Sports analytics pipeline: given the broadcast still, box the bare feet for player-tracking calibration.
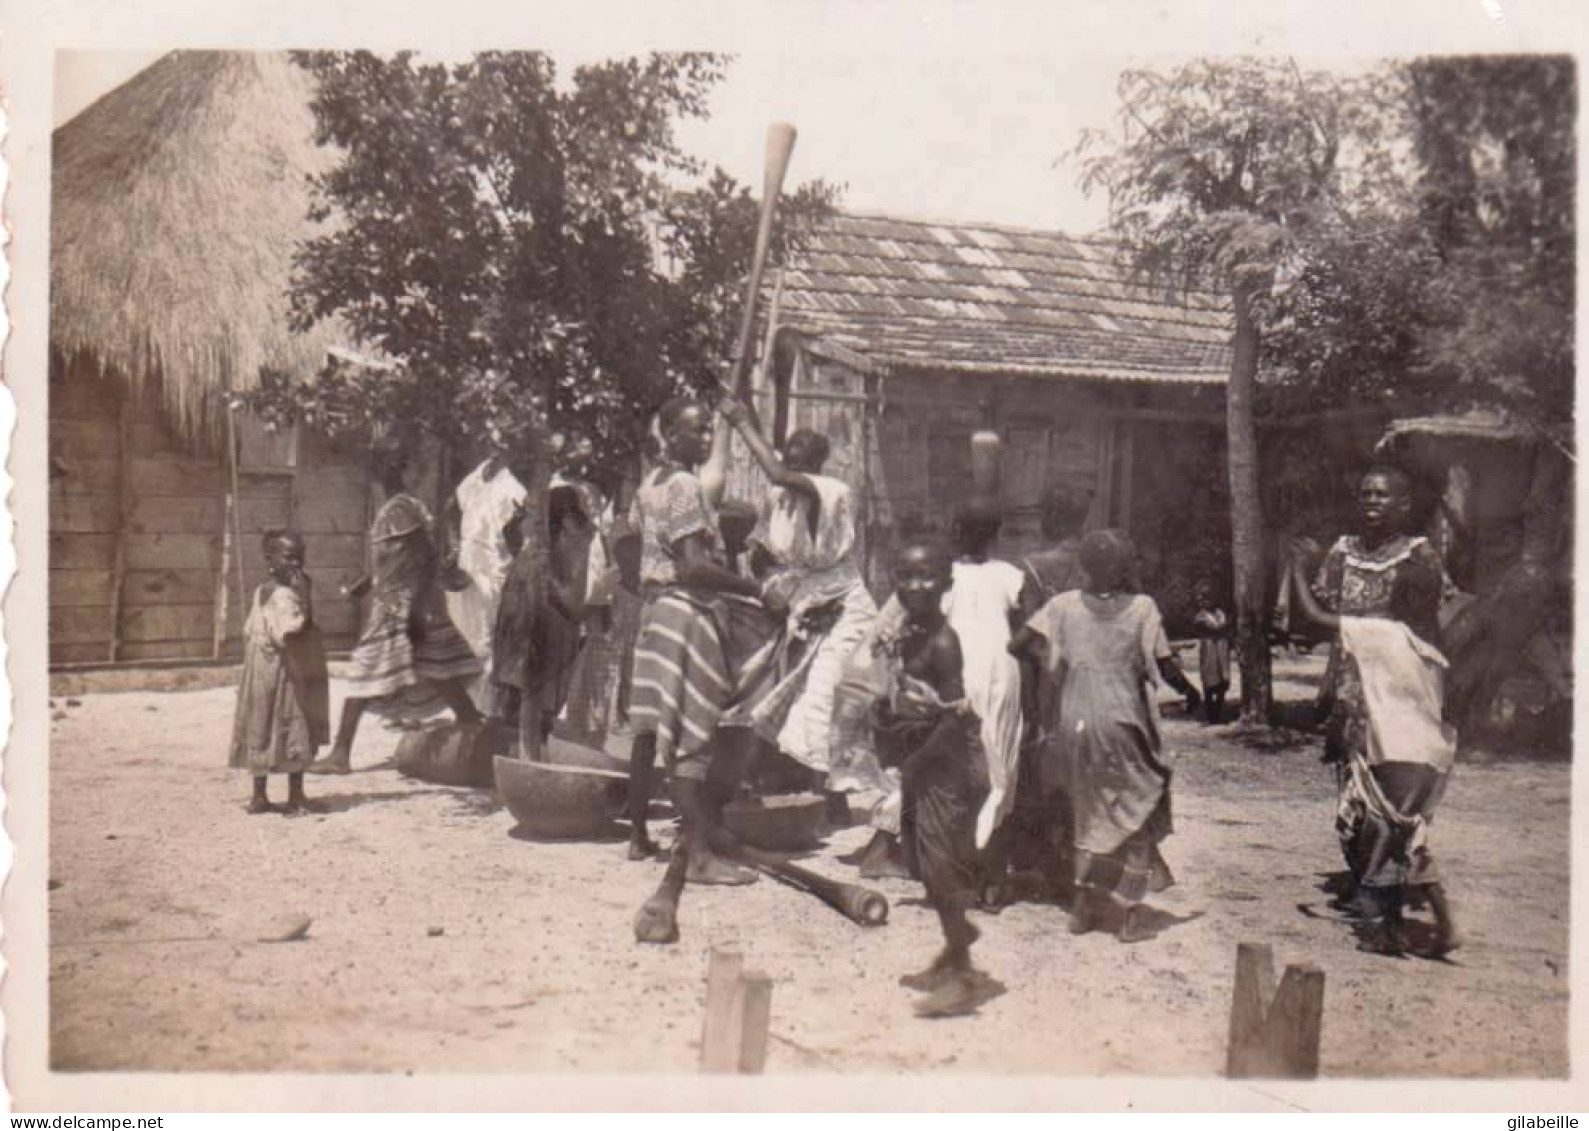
[283,797,327,816]
[913,969,981,1018]
[685,847,759,886]
[1356,917,1407,957]
[899,948,955,992]
[633,893,681,944]
[308,747,352,775]
[627,832,662,862]
[858,831,911,880]
[1117,905,1155,944]
[1425,884,1463,958]
[245,797,275,815]
[1068,893,1102,936]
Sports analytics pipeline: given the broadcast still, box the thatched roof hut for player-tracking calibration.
[51,50,341,449]
[49,52,373,668]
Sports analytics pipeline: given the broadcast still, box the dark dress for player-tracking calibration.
[875,672,990,914]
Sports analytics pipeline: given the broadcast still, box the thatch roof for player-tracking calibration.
[774,213,1232,385]
[51,51,342,447]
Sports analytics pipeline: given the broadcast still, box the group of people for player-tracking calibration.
[228,397,1462,1017]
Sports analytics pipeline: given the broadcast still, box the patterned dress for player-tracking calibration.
[1026,591,1176,908]
[229,583,329,774]
[345,494,481,715]
[1311,534,1453,904]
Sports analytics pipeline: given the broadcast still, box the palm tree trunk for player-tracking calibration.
[1227,285,1272,722]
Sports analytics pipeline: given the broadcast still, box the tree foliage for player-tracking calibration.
[1402,55,1575,426]
[247,50,837,480]
[1073,57,1396,720]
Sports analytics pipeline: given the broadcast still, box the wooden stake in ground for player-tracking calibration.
[1226,942,1325,1078]
[699,949,774,1074]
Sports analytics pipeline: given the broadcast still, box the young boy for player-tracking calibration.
[873,540,990,1017]
[229,530,331,813]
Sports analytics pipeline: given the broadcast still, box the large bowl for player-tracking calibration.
[395,721,508,789]
[722,792,827,852]
[541,735,630,774]
[494,756,628,840]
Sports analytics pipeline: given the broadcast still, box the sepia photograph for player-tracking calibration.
[3,0,1583,1113]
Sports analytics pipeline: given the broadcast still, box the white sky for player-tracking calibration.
[53,48,1125,232]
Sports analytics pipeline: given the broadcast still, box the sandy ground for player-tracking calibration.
[48,655,1568,1077]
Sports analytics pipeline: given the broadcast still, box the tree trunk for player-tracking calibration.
[517,434,555,762]
[1227,286,1272,722]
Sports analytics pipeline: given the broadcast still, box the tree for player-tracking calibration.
[1074,58,1403,722]
[247,51,835,756]
[1402,55,1575,428]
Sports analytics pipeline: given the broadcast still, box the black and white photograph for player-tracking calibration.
[2,0,1584,1113]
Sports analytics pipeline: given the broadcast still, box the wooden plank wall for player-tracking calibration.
[218,425,371,656]
[49,361,125,664]
[49,361,228,662]
[873,370,1110,578]
[50,356,373,666]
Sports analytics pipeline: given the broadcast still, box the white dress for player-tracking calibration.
[945,558,1026,848]
[445,460,526,705]
[750,475,879,776]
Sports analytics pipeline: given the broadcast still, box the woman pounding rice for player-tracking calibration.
[719,397,881,825]
[622,397,783,881]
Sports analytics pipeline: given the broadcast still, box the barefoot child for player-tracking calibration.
[229,531,331,813]
[1011,529,1200,943]
[873,541,990,1017]
[1191,582,1232,725]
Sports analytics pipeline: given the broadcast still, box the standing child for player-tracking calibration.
[1192,583,1232,725]
[1011,529,1200,943]
[873,541,990,1018]
[229,531,331,813]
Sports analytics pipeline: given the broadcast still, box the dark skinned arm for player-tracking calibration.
[1156,652,1201,712]
[1007,624,1044,662]
[1289,557,1341,633]
[748,543,777,581]
[721,398,823,540]
[928,626,967,704]
[673,531,761,598]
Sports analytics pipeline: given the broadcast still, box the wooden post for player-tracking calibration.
[226,407,248,648]
[699,950,774,1074]
[736,971,773,1073]
[106,399,134,662]
[1227,942,1325,1079]
[213,491,235,660]
[700,949,745,1072]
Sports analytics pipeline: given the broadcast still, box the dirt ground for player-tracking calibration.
[48,654,1568,1077]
